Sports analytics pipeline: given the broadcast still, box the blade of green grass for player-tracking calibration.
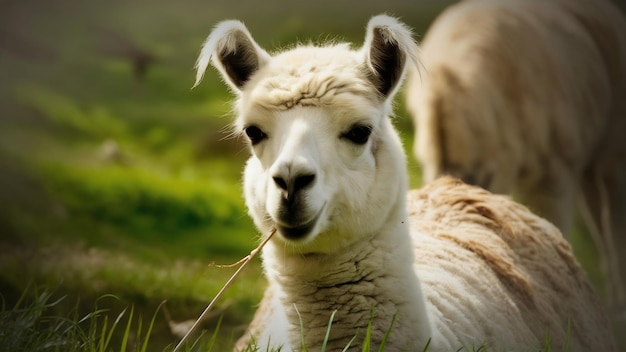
[422,337,431,352]
[341,333,358,352]
[206,314,223,351]
[362,316,373,352]
[544,328,551,352]
[321,310,337,352]
[103,307,128,351]
[140,301,164,352]
[97,314,109,352]
[120,305,134,352]
[295,305,308,352]
[378,312,397,352]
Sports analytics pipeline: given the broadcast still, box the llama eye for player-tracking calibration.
[342,124,372,145]
[244,125,267,145]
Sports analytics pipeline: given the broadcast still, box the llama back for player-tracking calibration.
[528,0,626,179]
[407,0,626,200]
[407,177,616,351]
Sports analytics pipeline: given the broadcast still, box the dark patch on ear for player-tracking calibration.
[369,28,405,97]
[219,50,257,88]
[218,32,260,89]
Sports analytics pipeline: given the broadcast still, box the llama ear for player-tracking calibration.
[362,15,420,99]
[194,20,270,91]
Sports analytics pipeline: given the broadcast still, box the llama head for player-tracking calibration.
[195,15,419,254]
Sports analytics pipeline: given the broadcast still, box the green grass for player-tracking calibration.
[0,285,160,352]
[39,163,243,235]
[1,285,566,352]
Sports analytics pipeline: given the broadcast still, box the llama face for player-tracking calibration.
[240,93,395,253]
[195,16,419,254]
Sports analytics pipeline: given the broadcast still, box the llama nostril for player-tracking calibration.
[294,174,315,191]
[273,176,288,191]
[272,173,316,196]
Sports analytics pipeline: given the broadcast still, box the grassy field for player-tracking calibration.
[0,0,616,350]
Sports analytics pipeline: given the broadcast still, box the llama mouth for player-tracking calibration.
[275,205,324,240]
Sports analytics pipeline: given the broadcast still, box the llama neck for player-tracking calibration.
[262,202,432,351]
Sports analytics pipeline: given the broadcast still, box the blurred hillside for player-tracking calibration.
[0,0,449,249]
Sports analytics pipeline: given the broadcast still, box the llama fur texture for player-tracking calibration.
[405,0,626,310]
[195,14,616,351]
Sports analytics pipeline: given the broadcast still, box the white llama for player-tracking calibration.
[194,15,616,351]
[405,0,626,312]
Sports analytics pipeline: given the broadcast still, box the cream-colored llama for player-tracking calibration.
[405,0,626,313]
[195,15,616,351]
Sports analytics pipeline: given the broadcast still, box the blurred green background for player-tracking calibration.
[0,0,610,350]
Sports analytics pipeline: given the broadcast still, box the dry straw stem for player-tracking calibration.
[173,228,277,352]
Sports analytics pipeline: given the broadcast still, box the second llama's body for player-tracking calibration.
[405,0,626,310]
[194,15,616,352]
